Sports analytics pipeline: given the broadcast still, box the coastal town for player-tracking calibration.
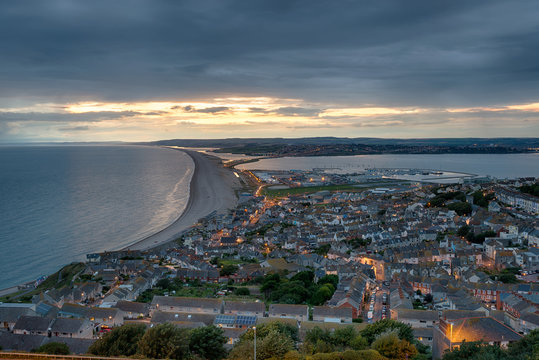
[1,156,538,359]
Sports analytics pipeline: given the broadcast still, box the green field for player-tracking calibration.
[261,181,410,198]
[262,184,376,197]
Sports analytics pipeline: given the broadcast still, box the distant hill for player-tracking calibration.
[139,137,539,147]
[135,137,539,156]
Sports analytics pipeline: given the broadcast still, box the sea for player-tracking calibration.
[0,145,193,289]
[236,153,539,178]
[1,149,537,290]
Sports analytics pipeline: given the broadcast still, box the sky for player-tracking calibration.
[0,0,538,142]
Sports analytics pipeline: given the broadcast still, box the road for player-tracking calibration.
[363,281,391,323]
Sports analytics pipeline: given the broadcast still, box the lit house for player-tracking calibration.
[151,296,223,315]
[312,306,353,323]
[432,316,522,359]
[223,301,265,317]
[268,304,309,322]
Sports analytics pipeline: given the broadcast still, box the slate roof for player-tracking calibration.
[520,312,539,326]
[442,310,487,321]
[269,304,309,316]
[0,306,37,323]
[115,300,149,315]
[396,309,438,322]
[224,301,265,313]
[150,311,216,326]
[413,327,434,338]
[450,317,522,343]
[0,333,95,354]
[13,316,52,332]
[151,296,222,310]
[313,306,352,318]
[50,318,86,334]
[0,333,46,352]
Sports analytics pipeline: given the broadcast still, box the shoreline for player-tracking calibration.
[121,147,198,251]
[123,148,240,251]
[0,147,239,296]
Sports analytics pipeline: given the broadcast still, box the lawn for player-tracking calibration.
[262,184,369,197]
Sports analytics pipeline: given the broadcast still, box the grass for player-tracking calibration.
[137,284,221,303]
[262,184,369,197]
[37,262,86,290]
[219,259,247,266]
[261,180,411,198]
[0,262,86,303]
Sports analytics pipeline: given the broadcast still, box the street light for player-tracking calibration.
[253,326,257,360]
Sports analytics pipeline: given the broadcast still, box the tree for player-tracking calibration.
[307,349,386,360]
[229,329,294,360]
[220,264,239,276]
[441,341,509,360]
[156,278,172,289]
[447,202,472,216]
[313,339,335,354]
[305,326,333,345]
[314,244,331,256]
[261,273,281,296]
[242,321,299,343]
[497,273,519,284]
[458,225,471,237]
[189,325,227,360]
[88,323,146,357]
[467,230,497,244]
[33,342,70,355]
[372,330,417,360]
[227,340,254,360]
[361,319,414,345]
[270,280,311,304]
[311,284,334,305]
[332,326,358,348]
[138,323,190,360]
[235,287,250,296]
[424,293,433,303]
[350,335,369,350]
[413,299,424,309]
[291,271,315,287]
[519,182,539,197]
[342,349,386,360]
[283,350,303,360]
[507,329,539,360]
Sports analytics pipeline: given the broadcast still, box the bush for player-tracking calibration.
[138,323,190,360]
[235,287,250,296]
[189,326,227,360]
[33,342,70,355]
[361,319,414,345]
[306,349,386,360]
[447,202,472,215]
[88,323,146,357]
[229,329,294,360]
[372,330,417,360]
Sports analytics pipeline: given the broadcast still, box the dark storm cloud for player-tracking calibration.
[275,107,321,117]
[179,105,229,113]
[0,0,538,106]
[58,125,90,132]
[248,108,271,114]
[0,111,138,123]
[193,107,230,114]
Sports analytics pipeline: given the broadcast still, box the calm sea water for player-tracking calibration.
[0,146,193,289]
[237,153,539,178]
